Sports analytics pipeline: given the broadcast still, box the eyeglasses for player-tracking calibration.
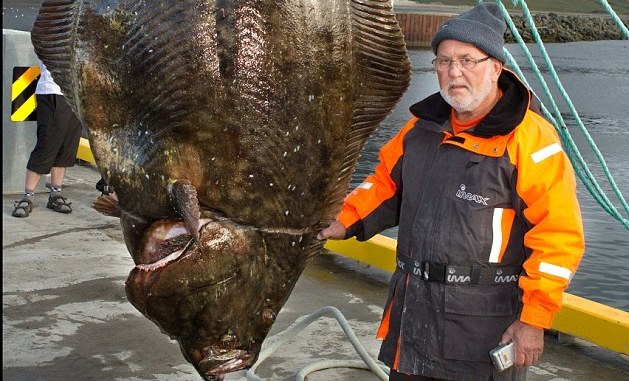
[431,56,491,72]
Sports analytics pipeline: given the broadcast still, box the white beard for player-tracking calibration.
[440,78,494,113]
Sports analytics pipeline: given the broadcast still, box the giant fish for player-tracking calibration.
[31,1,411,379]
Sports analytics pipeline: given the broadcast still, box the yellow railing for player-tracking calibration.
[325,235,629,355]
[77,137,96,164]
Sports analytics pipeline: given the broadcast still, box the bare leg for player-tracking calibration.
[50,167,66,188]
[25,169,43,193]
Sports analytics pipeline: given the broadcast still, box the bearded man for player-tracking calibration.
[318,3,585,380]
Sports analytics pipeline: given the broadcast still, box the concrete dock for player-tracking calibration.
[3,163,628,381]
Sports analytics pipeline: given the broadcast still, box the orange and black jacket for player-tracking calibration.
[337,69,585,379]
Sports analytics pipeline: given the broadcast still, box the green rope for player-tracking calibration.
[485,0,629,229]
[599,0,629,39]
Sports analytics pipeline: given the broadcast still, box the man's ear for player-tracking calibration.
[492,60,503,82]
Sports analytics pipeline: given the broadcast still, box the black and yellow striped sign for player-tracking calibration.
[11,66,41,122]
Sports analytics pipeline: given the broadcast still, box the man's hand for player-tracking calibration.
[316,221,346,240]
[501,320,544,367]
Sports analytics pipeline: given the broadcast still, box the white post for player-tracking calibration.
[2,29,47,195]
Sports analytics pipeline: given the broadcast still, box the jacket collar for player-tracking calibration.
[409,68,532,137]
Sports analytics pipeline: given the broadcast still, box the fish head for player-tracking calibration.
[125,217,309,379]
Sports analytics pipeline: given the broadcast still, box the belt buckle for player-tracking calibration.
[417,260,428,280]
[425,262,447,283]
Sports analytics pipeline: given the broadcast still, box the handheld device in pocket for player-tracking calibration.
[489,341,515,371]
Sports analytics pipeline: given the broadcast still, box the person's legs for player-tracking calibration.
[47,166,72,213]
[44,95,81,214]
[51,95,81,170]
[14,94,56,217]
[11,170,42,217]
[27,94,58,176]
[25,169,43,194]
[50,167,66,189]
[12,147,48,217]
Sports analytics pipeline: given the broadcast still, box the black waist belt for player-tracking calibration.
[396,253,520,285]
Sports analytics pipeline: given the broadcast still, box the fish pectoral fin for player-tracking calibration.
[169,180,201,241]
[92,194,121,218]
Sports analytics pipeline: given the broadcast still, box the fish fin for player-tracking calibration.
[92,194,122,218]
[31,1,82,107]
[169,180,201,242]
[324,0,412,220]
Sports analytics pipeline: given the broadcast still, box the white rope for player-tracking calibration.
[245,306,390,381]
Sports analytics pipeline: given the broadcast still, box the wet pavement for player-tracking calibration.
[3,163,629,381]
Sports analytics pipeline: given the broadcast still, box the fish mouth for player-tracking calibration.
[198,348,256,378]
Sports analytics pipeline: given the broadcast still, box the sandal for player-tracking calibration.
[47,194,73,214]
[12,198,33,218]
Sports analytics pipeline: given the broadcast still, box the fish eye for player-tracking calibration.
[220,333,237,349]
[261,308,276,327]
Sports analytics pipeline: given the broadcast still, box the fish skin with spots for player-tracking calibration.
[31,1,411,379]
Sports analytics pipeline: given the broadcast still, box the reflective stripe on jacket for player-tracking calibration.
[337,69,585,380]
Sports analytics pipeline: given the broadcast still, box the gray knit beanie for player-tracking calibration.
[431,2,507,63]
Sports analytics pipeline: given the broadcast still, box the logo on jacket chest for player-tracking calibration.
[455,184,490,205]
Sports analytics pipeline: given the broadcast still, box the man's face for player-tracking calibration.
[435,40,502,115]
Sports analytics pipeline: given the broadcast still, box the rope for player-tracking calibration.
[491,0,629,229]
[599,0,629,38]
[245,306,390,381]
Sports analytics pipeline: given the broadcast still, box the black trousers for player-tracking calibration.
[27,94,82,174]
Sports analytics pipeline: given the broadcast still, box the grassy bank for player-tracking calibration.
[413,1,629,15]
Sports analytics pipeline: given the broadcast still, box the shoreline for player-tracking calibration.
[505,13,628,43]
[392,1,629,45]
